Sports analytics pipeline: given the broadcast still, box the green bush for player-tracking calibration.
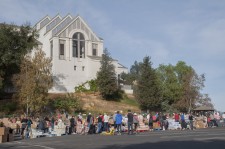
[51,93,82,113]
[0,102,17,114]
[75,79,97,93]
[75,85,87,93]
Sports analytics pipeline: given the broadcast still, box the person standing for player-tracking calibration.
[180,113,186,130]
[174,113,179,122]
[127,110,134,135]
[21,117,28,137]
[148,114,153,131]
[133,113,139,133]
[116,111,123,135]
[87,113,92,128]
[70,116,76,134]
[188,113,194,130]
[78,113,83,124]
[113,111,117,129]
[51,116,55,131]
[97,114,103,133]
[25,118,33,138]
[103,113,109,132]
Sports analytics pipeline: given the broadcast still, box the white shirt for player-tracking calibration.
[104,115,109,123]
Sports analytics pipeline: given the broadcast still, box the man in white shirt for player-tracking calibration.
[104,113,109,132]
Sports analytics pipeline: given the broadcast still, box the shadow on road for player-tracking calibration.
[99,139,225,149]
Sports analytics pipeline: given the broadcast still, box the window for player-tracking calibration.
[82,66,85,71]
[50,41,53,58]
[72,32,85,58]
[59,40,65,60]
[92,43,98,56]
[74,66,76,70]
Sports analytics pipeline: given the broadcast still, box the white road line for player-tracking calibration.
[13,141,55,149]
[136,131,225,138]
[194,137,225,141]
[160,133,225,139]
[32,145,55,149]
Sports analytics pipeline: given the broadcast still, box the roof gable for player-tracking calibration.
[56,15,101,42]
[52,14,73,36]
[34,15,51,30]
[45,14,62,33]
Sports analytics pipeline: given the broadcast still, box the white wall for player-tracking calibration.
[35,15,126,93]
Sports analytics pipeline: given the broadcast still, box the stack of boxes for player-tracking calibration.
[153,122,161,130]
[0,127,8,143]
[0,123,14,143]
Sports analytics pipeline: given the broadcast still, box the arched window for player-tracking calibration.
[72,32,85,58]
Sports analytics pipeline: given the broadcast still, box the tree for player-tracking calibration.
[196,94,214,109]
[157,61,206,112]
[120,61,141,86]
[173,61,205,112]
[157,64,182,105]
[14,49,53,114]
[96,49,120,100]
[0,23,37,93]
[134,56,162,110]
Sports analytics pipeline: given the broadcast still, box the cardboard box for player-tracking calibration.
[2,118,9,127]
[9,123,17,129]
[31,123,37,129]
[153,122,160,129]
[8,134,14,142]
[0,127,8,136]
[0,135,7,143]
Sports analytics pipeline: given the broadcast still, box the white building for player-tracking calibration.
[34,14,128,93]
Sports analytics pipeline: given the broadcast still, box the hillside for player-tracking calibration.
[0,93,140,117]
[77,93,140,114]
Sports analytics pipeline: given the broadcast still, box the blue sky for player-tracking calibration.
[1,0,225,111]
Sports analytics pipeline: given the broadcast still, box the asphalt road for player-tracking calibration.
[1,127,225,149]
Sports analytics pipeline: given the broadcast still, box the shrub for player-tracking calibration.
[0,102,17,114]
[75,79,97,93]
[51,93,82,113]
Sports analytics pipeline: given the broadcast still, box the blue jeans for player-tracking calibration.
[117,124,122,133]
[189,120,193,130]
[127,122,133,134]
[104,122,108,131]
[25,127,31,139]
[97,122,102,133]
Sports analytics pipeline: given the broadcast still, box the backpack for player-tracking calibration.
[152,116,156,121]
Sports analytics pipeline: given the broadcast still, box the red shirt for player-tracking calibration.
[175,114,179,121]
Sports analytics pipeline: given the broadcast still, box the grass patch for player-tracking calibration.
[121,97,139,107]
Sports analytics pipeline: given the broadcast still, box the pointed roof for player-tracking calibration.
[52,14,73,36]
[34,15,51,29]
[55,15,101,41]
[45,14,62,33]
[118,63,128,69]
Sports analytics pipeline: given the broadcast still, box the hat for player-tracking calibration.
[134,113,137,115]
[89,113,91,115]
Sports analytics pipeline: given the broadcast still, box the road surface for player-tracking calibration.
[0,127,225,149]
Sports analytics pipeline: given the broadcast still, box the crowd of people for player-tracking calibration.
[1,110,225,139]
